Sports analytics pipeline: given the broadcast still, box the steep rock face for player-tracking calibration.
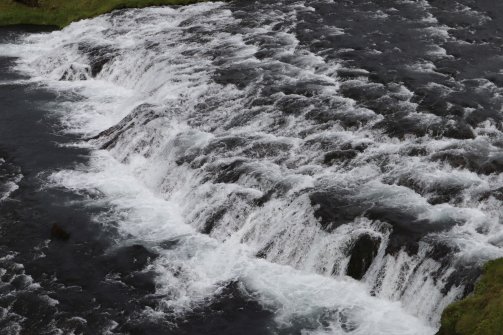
[437,258,503,335]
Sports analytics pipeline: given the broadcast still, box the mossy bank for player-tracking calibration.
[0,0,206,28]
[437,258,503,335]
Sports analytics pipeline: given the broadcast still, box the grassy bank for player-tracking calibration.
[437,258,503,335]
[0,0,205,28]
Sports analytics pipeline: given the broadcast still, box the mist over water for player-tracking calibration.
[1,0,503,334]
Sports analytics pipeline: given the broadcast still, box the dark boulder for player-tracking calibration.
[365,207,454,255]
[59,64,90,81]
[310,190,363,232]
[442,121,475,140]
[78,43,117,77]
[431,149,503,176]
[405,146,428,157]
[310,190,457,256]
[202,208,226,235]
[214,65,260,89]
[208,159,250,184]
[50,223,70,240]
[91,103,161,149]
[346,234,381,280]
[323,149,358,165]
[478,186,503,202]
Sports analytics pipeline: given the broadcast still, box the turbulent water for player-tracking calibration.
[1,0,503,334]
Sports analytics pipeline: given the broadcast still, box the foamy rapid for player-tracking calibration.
[0,157,22,203]
[1,0,502,333]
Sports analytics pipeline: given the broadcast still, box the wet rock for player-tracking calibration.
[346,234,381,280]
[50,224,70,240]
[366,207,454,255]
[59,64,90,81]
[209,159,250,184]
[214,65,260,89]
[305,107,374,128]
[323,149,357,165]
[276,95,312,116]
[93,103,162,149]
[202,208,226,234]
[253,189,276,207]
[396,175,465,205]
[309,191,363,232]
[405,146,427,156]
[425,239,460,274]
[376,112,433,139]
[175,151,201,166]
[340,82,387,104]
[204,136,247,155]
[78,43,117,77]
[427,185,465,205]
[255,241,273,259]
[479,157,503,175]
[241,141,291,159]
[431,151,477,170]
[478,187,503,202]
[442,121,475,140]
[159,238,181,250]
[310,190,456,255]
[431,150,503,175]
[340,142,369,152]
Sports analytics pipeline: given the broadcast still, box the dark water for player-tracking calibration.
[0,27,273,335]
[1,0,503,334]
[0,27,130,334]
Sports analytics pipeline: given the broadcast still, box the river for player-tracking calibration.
[1,0,503,334]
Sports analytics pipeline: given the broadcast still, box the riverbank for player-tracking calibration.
[438,258,503,335]
[0,0,205,28]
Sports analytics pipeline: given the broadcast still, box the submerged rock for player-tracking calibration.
[323,149,358,165]
[59,64,90,81]
[50,224,70,240]
[310,190,456,256]
[346,234,381,280]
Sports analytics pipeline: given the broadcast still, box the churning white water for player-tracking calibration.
[2,0,503,333]
[0,157,22,203]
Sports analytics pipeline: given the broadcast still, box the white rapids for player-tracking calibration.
[0,157,22,203]
[1,0,502,334]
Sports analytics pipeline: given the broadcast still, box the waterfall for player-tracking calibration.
[2,0,503,333]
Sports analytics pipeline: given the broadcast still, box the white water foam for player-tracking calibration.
[49,148,435,334]
[0,158,22,202]
[2,0,502,333]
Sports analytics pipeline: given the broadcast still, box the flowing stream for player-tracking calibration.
[1,0,503,334]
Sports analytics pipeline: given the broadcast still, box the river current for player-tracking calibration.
[1,0,503,334]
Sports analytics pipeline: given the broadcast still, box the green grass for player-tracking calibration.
[0,0,206,28]
[437,258,503,335]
